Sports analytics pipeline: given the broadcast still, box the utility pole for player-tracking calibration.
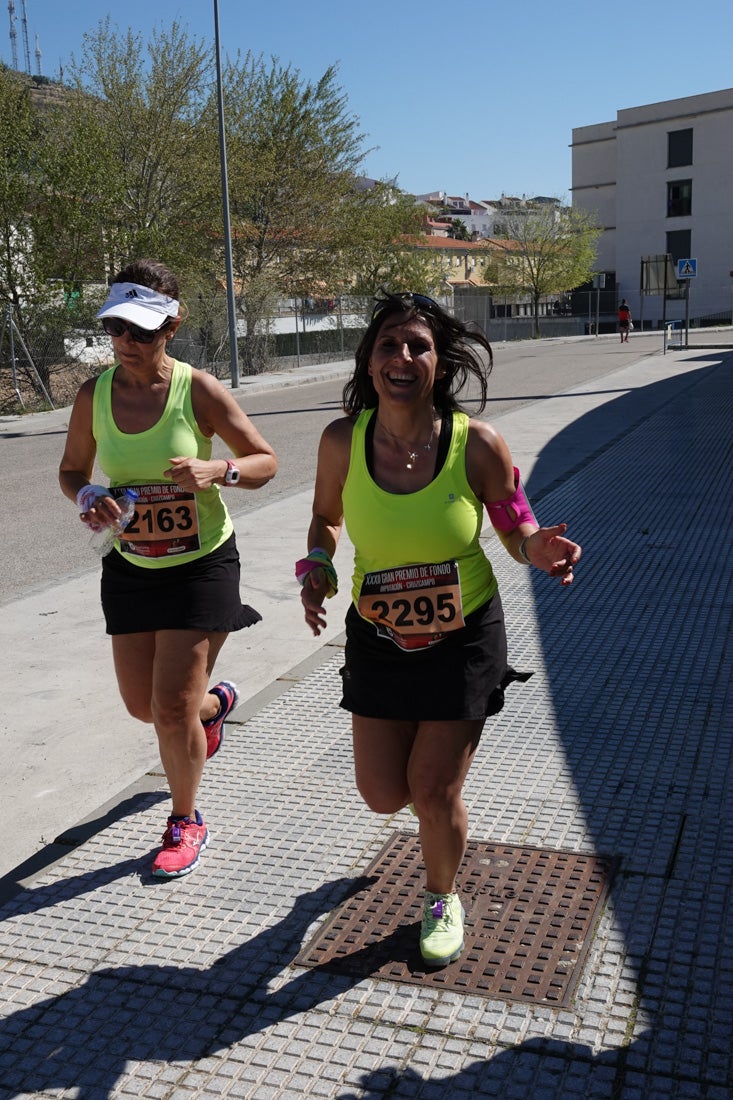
[213,0,240,388]
[20,0,30,73]
[8,0,18,70]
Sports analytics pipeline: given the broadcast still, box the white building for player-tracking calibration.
[571,88,733,324]
[415,192,499,239]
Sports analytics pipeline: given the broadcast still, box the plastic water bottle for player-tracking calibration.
[89,489,139,557]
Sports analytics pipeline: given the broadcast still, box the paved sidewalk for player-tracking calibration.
[0,342,731,1098]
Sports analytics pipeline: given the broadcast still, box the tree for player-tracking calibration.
[484,201,600,336]
[0,67,48,333]
[4,25,493,381]
[40,19,217,295]
[33,85,112,307]
[448,218,471,241]
[342,181,440,304]
[206,54,367,372]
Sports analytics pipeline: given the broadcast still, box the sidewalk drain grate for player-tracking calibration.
[296,831,617,1006]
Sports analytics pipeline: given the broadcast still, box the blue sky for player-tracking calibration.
[5,0,732,202]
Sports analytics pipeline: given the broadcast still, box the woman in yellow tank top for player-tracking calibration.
[299,291,581,968]
[59,259,278,879]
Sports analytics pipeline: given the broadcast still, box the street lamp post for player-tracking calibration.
[213,0,239,388]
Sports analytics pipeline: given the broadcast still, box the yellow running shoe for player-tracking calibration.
[419,891,465,967]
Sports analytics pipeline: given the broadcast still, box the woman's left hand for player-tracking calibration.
[524,524,581,586]
[165,456,221,491]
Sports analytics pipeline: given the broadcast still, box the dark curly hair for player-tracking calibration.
[342,291,492,417]
[112,259,179,301]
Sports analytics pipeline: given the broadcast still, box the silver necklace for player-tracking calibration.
[378,416,436,470]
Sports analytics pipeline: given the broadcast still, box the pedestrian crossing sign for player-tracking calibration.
[677,258,697,278]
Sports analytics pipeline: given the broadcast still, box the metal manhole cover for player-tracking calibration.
[296,831,617,1006]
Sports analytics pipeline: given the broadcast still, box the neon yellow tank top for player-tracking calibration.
[92,359,232,569]
[343,409,497,615]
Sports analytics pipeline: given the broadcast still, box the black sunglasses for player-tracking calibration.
[102,317,172,344]
[371,292,441,323]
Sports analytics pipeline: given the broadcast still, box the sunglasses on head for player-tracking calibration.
[371,292,441,323]
[102,317,172,344]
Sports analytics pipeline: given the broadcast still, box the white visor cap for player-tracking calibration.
[96,282,180,330]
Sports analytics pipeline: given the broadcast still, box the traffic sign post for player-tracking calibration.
[639,254,685,333]
[675,259,698,347]
[592,273,605,336]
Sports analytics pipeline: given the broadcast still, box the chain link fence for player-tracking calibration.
[175,296,374,382]
[0,297,378,415]
[0,316,103,415]
[452,291,586,341]
[1,290,600,415]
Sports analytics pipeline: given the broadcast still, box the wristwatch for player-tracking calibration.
[223,459,240,486]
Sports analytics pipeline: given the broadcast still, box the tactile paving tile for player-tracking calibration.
[296,830,617,1007]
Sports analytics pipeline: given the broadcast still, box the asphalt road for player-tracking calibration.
[0,333,662,607]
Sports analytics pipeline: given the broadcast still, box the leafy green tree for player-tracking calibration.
[485,201,600,335]
[205,54,366,372]
[448,218,471,241]
[4,23,479,379]
[0,68,48,332]
[33,87,111,311]
[344,182,439,304]
[41,19,217,297]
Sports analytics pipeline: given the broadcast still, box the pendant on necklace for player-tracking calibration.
[378,414,435,471]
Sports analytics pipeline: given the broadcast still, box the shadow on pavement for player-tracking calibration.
[519,354,732,1093]
[0,876,373,1098]
[336,1045,631,1099]
[0,790,168,907]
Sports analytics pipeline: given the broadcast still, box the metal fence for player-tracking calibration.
[5,281,733,415]
[452,292,585,341]
[0,291,604,415]
[0,315,97,414]
[3,287,670,415]
[0,300,372,415]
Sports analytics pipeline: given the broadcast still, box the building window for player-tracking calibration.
[666,230,691,264]
[667,128,693,168]
[667,179,692,217]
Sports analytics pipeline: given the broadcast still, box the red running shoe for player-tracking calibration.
[203,680,239,759]
[152,811,209,878]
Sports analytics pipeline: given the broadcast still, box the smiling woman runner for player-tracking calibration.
[298,290,581,967]
[59,258,278,879]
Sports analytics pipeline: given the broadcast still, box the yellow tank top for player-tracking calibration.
[343,409,497,616]
[92,359,232,568]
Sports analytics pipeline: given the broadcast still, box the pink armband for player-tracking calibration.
[486,468,537,533]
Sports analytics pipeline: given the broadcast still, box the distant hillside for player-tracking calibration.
[1,65,71,109]
[29,77,70,109]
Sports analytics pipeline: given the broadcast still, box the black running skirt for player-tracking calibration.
[101,533,261,636]
[340,592,530,721]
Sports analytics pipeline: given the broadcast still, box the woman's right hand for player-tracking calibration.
[79,493,120,532]
[301,571,330,636]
